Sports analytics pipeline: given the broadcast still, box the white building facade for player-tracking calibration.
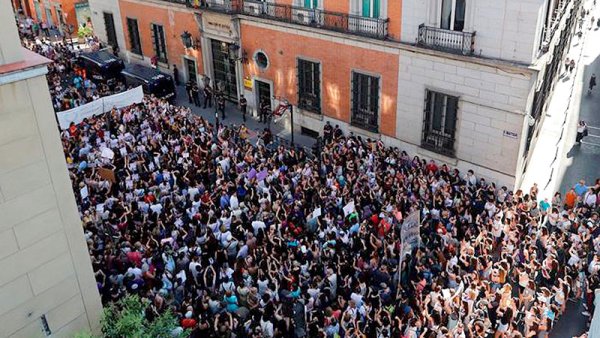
[87,0,126,54]
[397,0,581,187]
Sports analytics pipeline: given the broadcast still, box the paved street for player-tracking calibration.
[556,22,600,195]
[171,85,317,150]
[549,7,600,338]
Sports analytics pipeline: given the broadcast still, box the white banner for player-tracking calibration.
[56,86,144,129]
[401,209,421,252]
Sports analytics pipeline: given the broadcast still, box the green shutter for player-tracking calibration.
[373,0,380,18]
[313,0,318,8]
[362,0,370,17]
[304,0,311,8]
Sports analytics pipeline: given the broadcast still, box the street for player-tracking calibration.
[550,7,600,338]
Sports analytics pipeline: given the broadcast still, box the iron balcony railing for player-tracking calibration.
[243,0,388,40]
[417,24,476,55]
[186,0,242,13]
[421,130,455,157]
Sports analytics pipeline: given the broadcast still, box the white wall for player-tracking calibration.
[0,70,103,337]
[88,0,126,53]
[394,51,535,186]
[401,0,548,65]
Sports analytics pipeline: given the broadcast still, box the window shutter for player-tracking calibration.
[423,89,431,132]
[444,96,458,136]
[151,24,157,58]
[314,62,320,101]
[351,72,358,123]
[296,59,301,104]
[372,76,379,126]
[373,0,380,18]
[362,0,370,17]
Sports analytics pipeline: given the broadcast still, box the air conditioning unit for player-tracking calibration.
[294,10,315,25]
[245,4,262,15]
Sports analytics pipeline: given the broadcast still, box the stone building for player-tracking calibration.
[93,0,580,187]
[0,1,102,337]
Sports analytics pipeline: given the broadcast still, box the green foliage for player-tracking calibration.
[99,295,186,338]
[77,25,93,39]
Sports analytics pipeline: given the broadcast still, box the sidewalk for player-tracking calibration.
[519,5,591,200]
[172,85,317,150]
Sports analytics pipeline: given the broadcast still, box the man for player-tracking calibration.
[589,74,597,93]
[574,180,588,196]
[218,94,226,119]
[173,64,180,86]
[259,98,270,124]
[323,121,332,143]
[203,83,213,109]
[192,83,200,107]
[185,80,193,104]
[239,95,247,122]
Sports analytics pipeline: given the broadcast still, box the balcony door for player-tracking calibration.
[361,0,380,18]
[440,0,465,31]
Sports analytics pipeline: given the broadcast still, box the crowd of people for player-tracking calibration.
[20,25,122,113]
[59,93,600,338]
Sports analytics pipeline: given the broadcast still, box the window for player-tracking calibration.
[151,23,167,63]
[303,0,318,9]
[126,18,142,55]
[254,51,269,69]
[351,72,379,132]
[362,0,380,18]
[440,0,465,31]
[297,59,321,114]
[422,90,458,156]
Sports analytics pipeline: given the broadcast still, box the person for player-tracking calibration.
[185,80,193,104]
[589,74,596,93]
[218,94,226,119]
[239,95,247,122]
[173,64,180,86]
[564,57,571,75]
[203,82,213,109]
[259,98,269,123]
[576,120,588,143]
[50,89,600,338]
[323,121,333,143]
[192,83,200,107]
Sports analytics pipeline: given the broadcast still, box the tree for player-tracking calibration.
[78,295,186,338]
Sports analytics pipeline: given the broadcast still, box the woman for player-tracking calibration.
[576,121,588,143]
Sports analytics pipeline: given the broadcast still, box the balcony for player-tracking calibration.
[242,0,389,40]
[417,24,475,55]
[185,0,242,13]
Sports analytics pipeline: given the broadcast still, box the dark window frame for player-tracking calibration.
[151,23,168,63]
[126,17,142,55]
[351,71,379,132]
[421,89,458,156]
[297,58,321,114]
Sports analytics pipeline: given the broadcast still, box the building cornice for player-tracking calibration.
[0,48,50,86]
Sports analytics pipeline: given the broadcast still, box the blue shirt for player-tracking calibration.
[574,183,588,196]
[220,195,230,209]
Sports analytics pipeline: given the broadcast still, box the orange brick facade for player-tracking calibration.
[241,23,398,137]
[116,0,400,137]
[24,0,80,33]
[119,0,203,79]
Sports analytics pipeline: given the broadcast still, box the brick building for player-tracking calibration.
[93,0,580,187]
[21,0,90,36]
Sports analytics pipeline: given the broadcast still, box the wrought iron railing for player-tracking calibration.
[421,130,455,157]
[242,0,388,40]
[417,24,476,55]
[185,0,242,13]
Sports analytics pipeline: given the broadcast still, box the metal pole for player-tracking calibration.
[290,104,294,146]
